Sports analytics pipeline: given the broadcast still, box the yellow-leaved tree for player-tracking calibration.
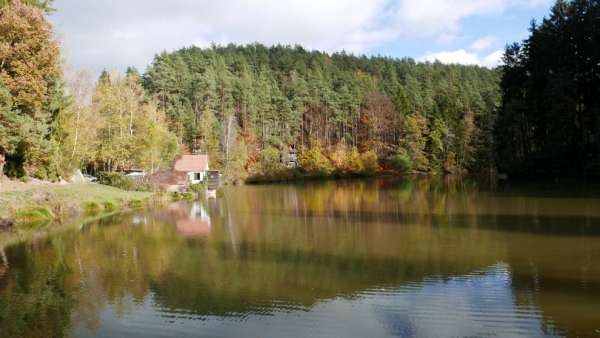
[0,0,64,178]
[78,71,178,174]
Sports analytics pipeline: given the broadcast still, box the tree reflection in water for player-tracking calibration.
[0,178,599,337]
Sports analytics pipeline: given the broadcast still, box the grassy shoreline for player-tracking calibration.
[0,183,202,252]
[0,183,154,224]
[0,208,124,251]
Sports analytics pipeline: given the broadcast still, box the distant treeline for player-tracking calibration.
[143,45,500,179]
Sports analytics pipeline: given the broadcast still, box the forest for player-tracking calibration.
[1,0,598,182]
[496,0,600,177]
[143,44,500,180]
[0,0,177,180]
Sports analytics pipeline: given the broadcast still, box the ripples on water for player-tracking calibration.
[74,264,563,338]
[1,178,599,337]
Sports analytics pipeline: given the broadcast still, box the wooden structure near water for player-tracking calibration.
[206,170,221,198]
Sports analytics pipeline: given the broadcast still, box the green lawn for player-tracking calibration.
[0,183,152,219]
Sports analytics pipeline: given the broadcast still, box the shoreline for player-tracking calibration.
[0,208,125,252]
[244,168,465,185]
[0,182,155,227]
[0,184,200,252]
[245,168,404,184]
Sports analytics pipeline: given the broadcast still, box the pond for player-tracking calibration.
[1,178,599,337]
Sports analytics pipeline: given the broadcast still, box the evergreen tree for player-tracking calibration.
[0,81,19,176]
[143,44,501,178]
[496,0,600,176]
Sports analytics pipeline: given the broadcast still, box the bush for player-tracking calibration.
[444,151,458,174]
[258,146,284,175]
[346,148,364,174]
[14,207,55,222]
[388,149,413,172]
[102,201,116,212]
[189,183,205,193]
[299,147,334,176]
[82,202,101,213]
[128,199,144,209]
[180,192,195,201]
[360,150,379,173]
[330,143,349,172]
[97,172,134,190]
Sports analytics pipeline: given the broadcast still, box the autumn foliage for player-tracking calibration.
[0,0,63,178]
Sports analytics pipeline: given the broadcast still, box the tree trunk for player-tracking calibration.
[71,103,81,160]
[0,152,5,177]
[224,114,235,164]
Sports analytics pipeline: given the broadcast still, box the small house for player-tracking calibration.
[286,145,298,168]
[174,154,210,185]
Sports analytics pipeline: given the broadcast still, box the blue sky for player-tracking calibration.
[50,0,553,74]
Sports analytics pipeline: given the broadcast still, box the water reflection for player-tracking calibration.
[173,203,211,237]
[0,178,599,337]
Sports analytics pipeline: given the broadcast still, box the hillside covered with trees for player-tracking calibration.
[144,45,501,180]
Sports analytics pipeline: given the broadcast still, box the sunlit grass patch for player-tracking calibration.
[82,201,102,214]
[102,201,116,212]
[128,199,144,209]
[14,207,55,222]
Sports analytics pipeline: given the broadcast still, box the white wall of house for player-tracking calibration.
[187,171,206,184]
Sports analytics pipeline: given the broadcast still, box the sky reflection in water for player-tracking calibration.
[1,178,599,338]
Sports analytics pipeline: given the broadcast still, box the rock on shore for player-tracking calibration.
[0,218,14,230]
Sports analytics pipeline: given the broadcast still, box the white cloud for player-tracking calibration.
[469,35,497,51]
[391,0,506,37]
[483,49,504,67]
[52,0,392,73]
[419,49,504,68]
[50,0,544,73]
[389,0,550,38]
[420,49,481,65]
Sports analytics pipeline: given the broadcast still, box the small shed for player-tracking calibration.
[286,145,298,168]
[174,154,210,184]
[148,170,188,192]
[206,170,221,191]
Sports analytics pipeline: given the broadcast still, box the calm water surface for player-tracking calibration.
[1,178,600,338]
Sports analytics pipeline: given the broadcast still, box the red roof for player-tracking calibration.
[174,155,209,172]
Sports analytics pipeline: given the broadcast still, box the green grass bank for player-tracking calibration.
[0,183,153,222]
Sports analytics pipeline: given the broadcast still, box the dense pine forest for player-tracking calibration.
[497,0,600,177]
[1,0,599,182]
[143,46,500,179]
